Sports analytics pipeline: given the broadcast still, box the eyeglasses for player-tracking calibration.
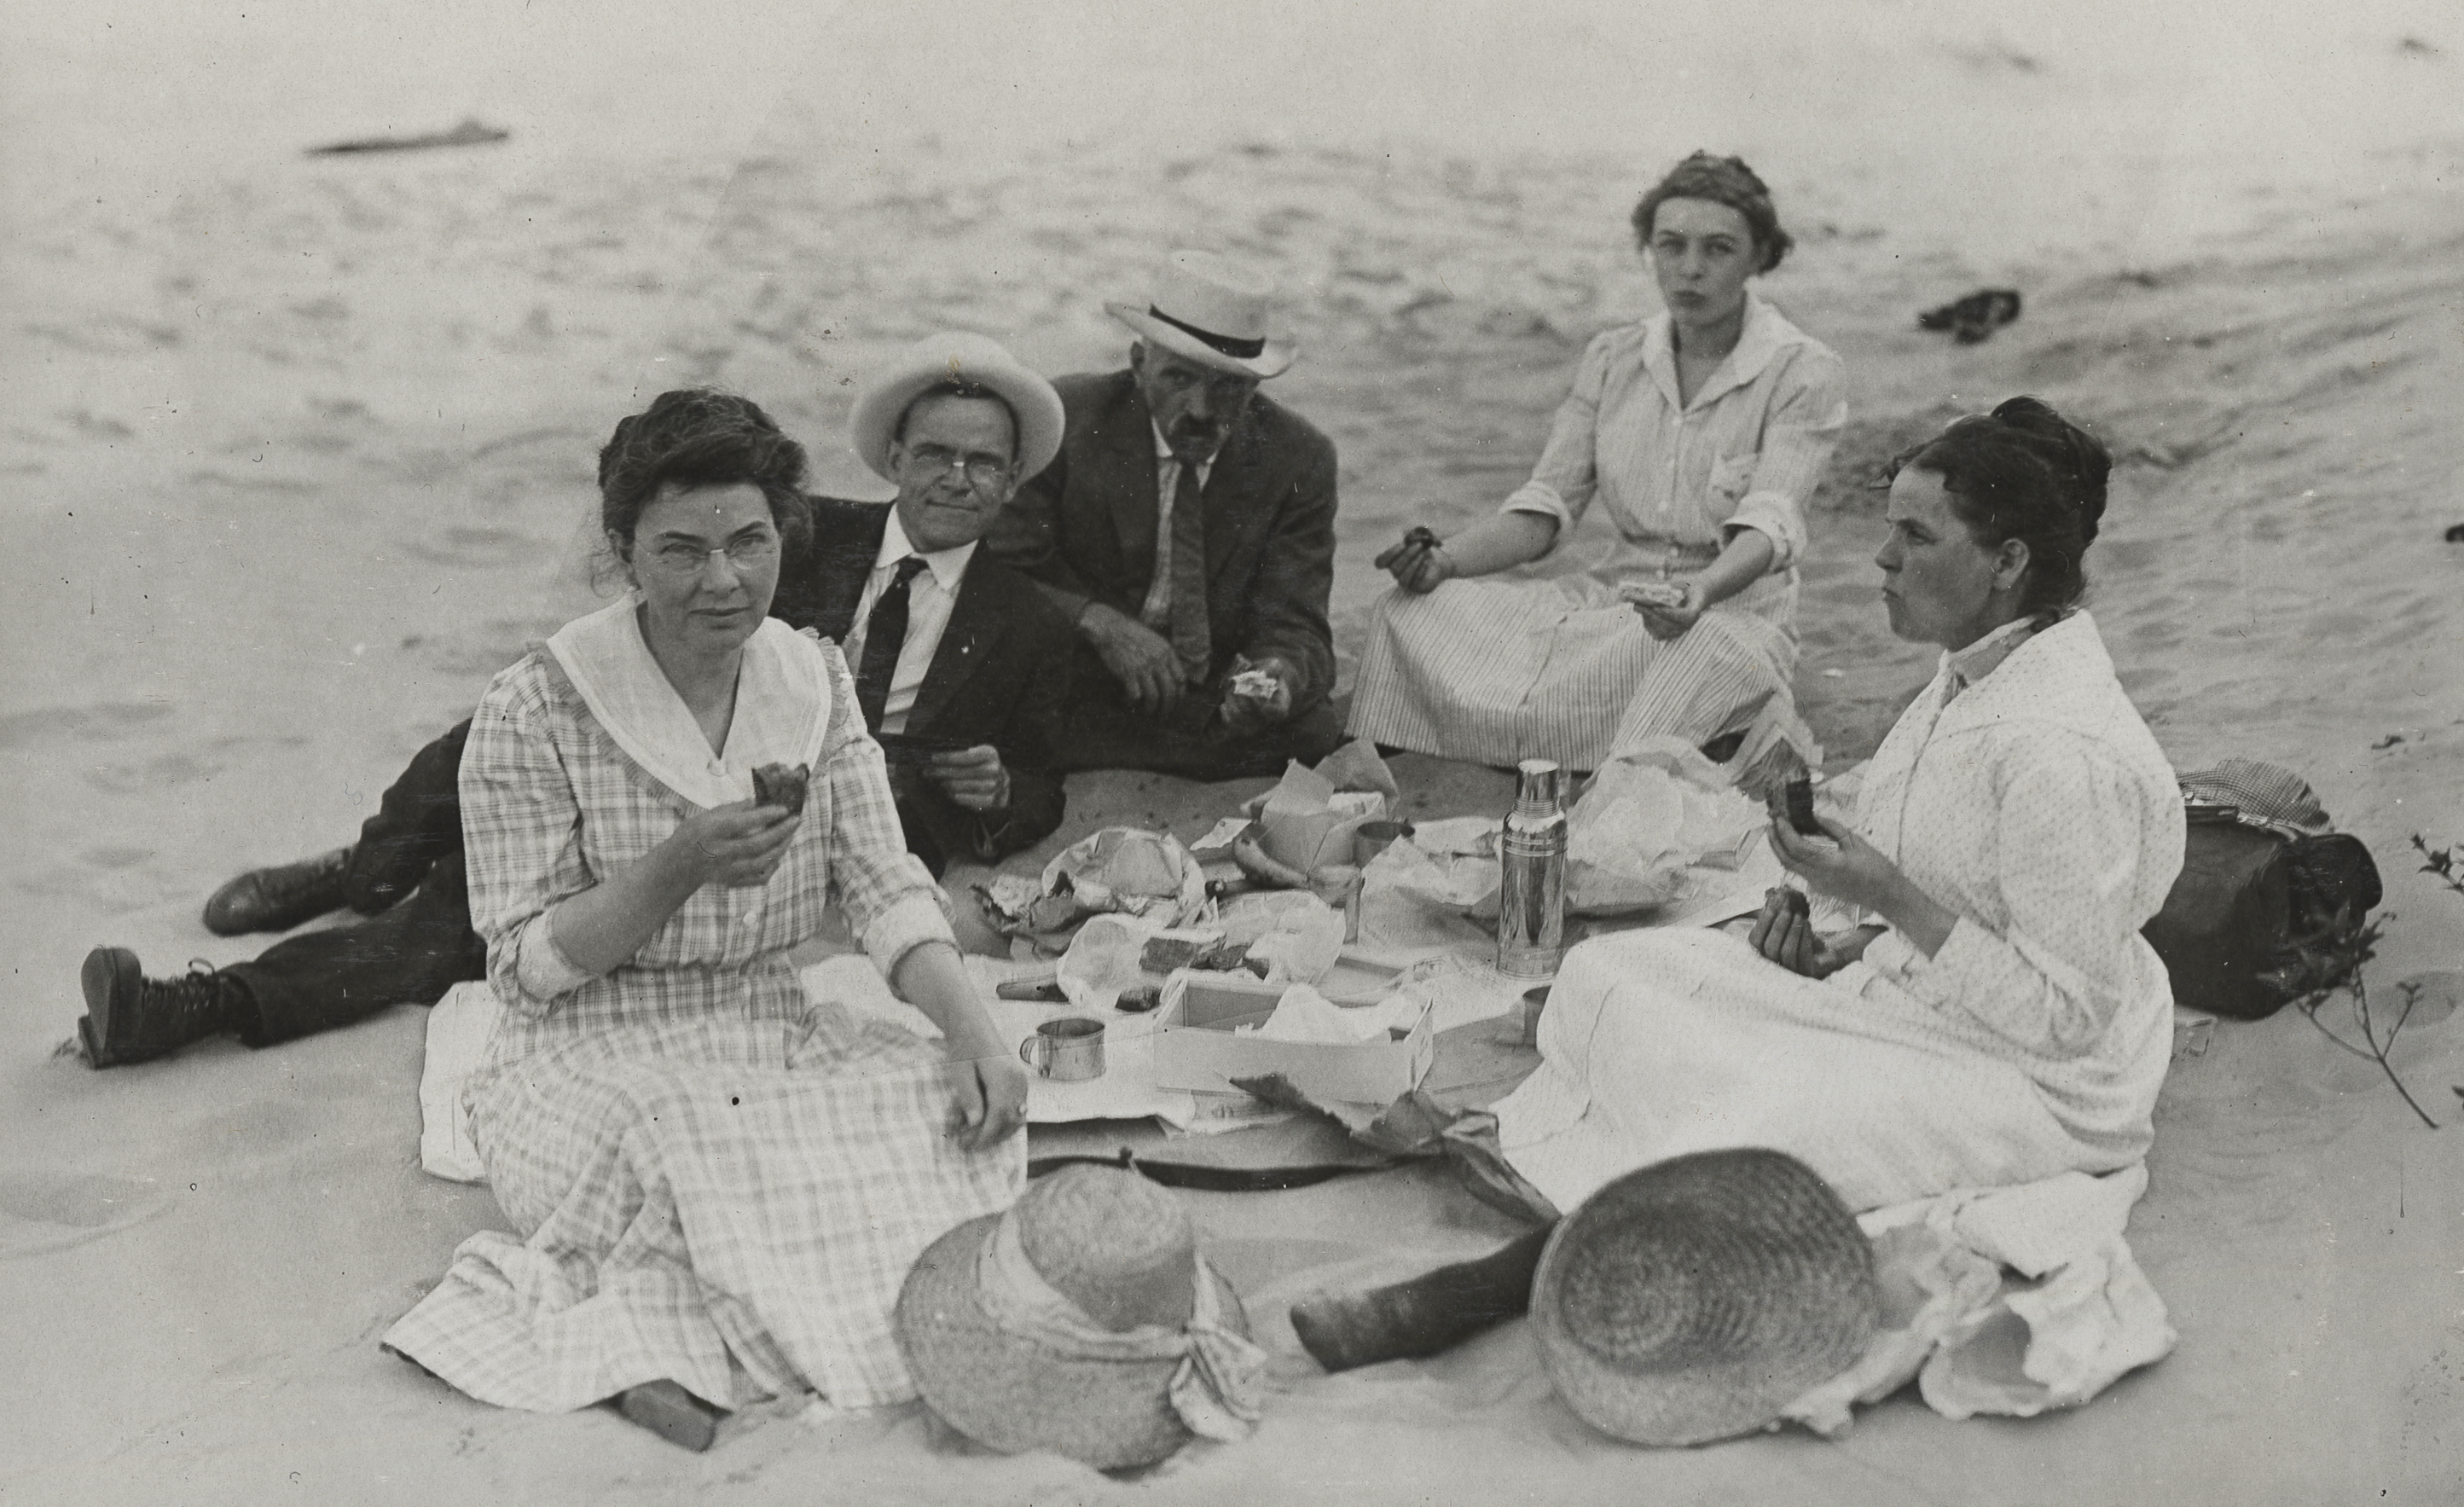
[644,535,780,576]
[899,443,1014,489]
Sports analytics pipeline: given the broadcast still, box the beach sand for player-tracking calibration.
[3,3,2461,1502]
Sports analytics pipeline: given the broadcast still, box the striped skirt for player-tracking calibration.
[1346,573,1799,770]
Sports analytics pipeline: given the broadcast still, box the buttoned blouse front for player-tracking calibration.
[1502,293,1847,623]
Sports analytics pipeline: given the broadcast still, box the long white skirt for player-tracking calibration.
[1493,929,2133,1215]
[1346,576,1796,770]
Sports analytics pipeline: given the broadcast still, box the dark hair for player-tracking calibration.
[594,388,811,571]
[1897,397,2112,617]
[1631,153,1793,274]
[894,380,1021,463]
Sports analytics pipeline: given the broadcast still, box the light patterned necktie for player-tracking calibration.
[1166,462,1211,683]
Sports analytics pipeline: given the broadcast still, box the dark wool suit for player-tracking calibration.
[222,496,1070,1048]
[987,368,1347,780]
[769,496,1071,873]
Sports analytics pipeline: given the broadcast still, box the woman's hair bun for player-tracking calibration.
[1988,396,2109,544]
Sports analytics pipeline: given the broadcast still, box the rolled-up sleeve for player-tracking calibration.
[1862,733,2152,1057]
[458,658,596,1017]
[1502,331,1613,545]
[810,646,955,977]
[1722,345,1846,571]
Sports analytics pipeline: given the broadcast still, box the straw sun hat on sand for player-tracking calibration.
[894,1164,1267,1470]
[1531,1147,1882,1446]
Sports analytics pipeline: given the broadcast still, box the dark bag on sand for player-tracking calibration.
[2142,760,2383,1021]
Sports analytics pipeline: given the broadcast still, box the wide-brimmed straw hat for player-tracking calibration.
[1105,250,1296,380]
[894,1165,1264,1470]
[1529,1147,1879,1447]
[849,330,1066,484]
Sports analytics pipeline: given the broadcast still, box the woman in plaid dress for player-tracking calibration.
[384,391,1027,1424]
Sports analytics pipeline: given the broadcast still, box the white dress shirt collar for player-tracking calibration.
[873,507,978,590]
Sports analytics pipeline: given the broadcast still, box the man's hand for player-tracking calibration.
[941,1050,1030,1151]
[1219,655,1296,736]
[1079,601,1186,715]
[924,745,1010,812]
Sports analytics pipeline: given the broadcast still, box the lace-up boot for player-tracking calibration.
[77,948,251,1068]
[200,846,352,936]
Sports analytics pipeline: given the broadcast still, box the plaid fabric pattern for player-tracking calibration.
[383,639,1016,1412]
[385,1013,1019,1411]
[1348,295,1844,768]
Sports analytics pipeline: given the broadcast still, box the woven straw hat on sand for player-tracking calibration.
[894,1165,1260,1470]
[1530,1147,1880,1446]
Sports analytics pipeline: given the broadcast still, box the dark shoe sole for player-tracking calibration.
[617,1380,723,1452]
[78,947,142,1069]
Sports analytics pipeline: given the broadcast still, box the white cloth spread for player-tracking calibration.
[974,1208,1265,1441]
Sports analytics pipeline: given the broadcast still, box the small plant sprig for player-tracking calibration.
[2411,835,2464,899]
[2283,912,2441,1129]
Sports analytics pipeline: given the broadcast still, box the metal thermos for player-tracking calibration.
[1497,759,1568,979]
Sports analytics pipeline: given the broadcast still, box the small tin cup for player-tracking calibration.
[1019,1017,1106,1081]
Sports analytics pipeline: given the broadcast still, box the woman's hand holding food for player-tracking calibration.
[1621,578,1704,640]
[666,802,802,889]
[1769,814,1961,959]
[1375,526,1456,594]
[1747,887,1881,979]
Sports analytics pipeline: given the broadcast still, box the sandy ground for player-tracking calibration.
[4,5,2463,1503]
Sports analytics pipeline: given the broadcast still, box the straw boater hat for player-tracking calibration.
[894,1165,1265,1470]
[1529,1148,1880,1447]
[849,330,1067,484]
[1105,250,1297,380]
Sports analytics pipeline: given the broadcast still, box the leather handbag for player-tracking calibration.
[2142,771,2383,1021]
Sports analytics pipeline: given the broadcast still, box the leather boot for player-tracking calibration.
[201,846,353,936]
[1288,1226,1554,1373]
[78,948,251,1068]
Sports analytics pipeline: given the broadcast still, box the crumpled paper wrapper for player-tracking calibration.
[1217,890,1346,986]
[976,826,1208,949]
[1238,739,1400,878]
[1563,739,1765,914]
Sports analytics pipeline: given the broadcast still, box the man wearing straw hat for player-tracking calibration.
[75,340,1077,1068]
[988,249,1347,780]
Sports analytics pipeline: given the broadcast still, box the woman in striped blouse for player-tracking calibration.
[1347,154,1847,775]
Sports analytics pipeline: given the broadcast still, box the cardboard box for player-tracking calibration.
[1151,973,1435,1104]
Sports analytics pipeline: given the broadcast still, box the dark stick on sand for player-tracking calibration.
[1289,1226,1554,1372]
[306,118,510,157]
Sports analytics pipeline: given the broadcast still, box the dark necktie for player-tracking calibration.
[1167,463,1212,683]
[855,555,929,732]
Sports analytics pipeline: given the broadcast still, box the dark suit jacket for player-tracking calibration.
[985,369,1339,710]
[772,497,1070,867]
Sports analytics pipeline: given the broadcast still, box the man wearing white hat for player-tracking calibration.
[988,250,1346,780]
[80,346,1077,1067]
